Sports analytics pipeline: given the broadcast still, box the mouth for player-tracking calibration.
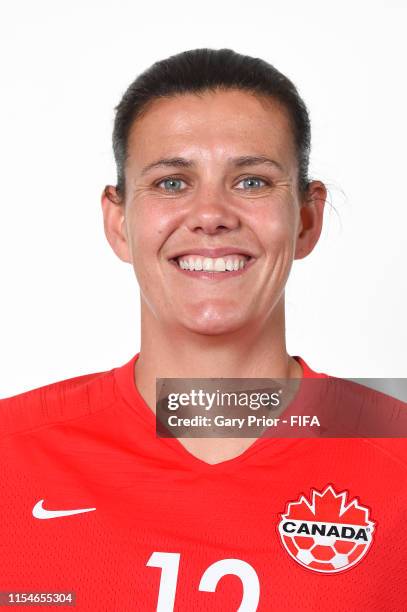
[168,251,256,278]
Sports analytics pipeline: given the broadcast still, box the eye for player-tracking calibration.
[236,176,269,190]
[155,177,186,192]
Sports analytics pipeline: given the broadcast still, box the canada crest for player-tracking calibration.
[278,485,376,573]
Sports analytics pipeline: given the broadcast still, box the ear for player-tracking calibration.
[101,185,132,264]
[294,180,326,260]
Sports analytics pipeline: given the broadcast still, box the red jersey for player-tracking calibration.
[1,354,406,611]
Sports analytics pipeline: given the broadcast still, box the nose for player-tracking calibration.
[184,185,240,235]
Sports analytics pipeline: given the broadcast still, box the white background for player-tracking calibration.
[1,0,406,397]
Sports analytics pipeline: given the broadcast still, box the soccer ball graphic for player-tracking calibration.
[278,485,375,574]
[289,532,362,571]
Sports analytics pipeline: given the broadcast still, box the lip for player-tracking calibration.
[167,247,256,259]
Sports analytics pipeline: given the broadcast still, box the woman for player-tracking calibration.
[1,48,406,611]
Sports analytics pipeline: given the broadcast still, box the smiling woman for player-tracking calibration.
[2,47,406,612]
[102,51,326,351]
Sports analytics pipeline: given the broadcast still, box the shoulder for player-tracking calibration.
[295,358,407,467]
[0,367,117,440]
[360,438,407,471]
[323,377,407,467]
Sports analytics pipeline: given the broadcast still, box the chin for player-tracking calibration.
[177,305,249,336]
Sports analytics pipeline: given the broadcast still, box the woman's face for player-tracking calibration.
[106,89,324,335]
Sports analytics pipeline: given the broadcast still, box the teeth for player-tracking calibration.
[203,258,213,271]
[177,255,250,272]
[214,258,225,272]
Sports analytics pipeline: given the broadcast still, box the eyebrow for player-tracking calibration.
[140,155,284,176]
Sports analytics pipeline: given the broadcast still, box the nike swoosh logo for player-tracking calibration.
[32,499,96,519]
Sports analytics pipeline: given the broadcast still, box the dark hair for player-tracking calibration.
[112,48,311,198]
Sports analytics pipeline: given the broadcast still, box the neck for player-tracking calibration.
[134,295,302,411]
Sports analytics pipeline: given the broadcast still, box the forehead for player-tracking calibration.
[126,89,296,170]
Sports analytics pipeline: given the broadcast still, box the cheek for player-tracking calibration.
[129,203,164,250]
[128,204,176,275]
[252,206,298,255]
